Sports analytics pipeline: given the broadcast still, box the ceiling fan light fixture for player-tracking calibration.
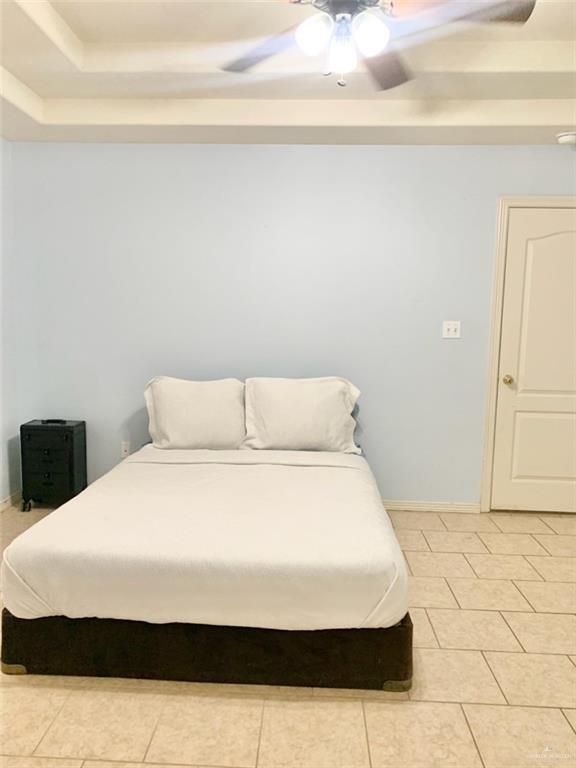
[352,10,390,57]
[329,14,357,74]
[295,12,334,56]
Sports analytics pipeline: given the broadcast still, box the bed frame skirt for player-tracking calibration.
[1,609,412,691]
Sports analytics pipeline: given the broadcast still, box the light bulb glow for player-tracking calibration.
[352,10,390,57]
[295,13,334,56]
[328,15,357,74]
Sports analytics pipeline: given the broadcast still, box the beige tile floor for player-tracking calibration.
[1,505,576,768]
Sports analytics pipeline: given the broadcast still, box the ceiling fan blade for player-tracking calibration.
[364,47,412,91]
[391,0,534,22]
[390,0,537,43]
[223,28,296,73]
[462,0,536,23]
[386,1,444,18]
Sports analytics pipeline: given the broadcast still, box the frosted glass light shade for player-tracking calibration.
[295,13,334,56]
[328,34,358,74]
[352,10,390,57]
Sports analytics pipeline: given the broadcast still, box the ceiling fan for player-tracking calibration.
[223,0,536,89]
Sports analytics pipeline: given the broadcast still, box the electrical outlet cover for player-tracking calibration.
[442,320,461,339]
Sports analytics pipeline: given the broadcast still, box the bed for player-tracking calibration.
[1,445,412,690]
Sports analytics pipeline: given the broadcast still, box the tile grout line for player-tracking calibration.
[413,643,527,654]
[30,686,76,757]
[479,531,552,557]
[489,514,560,536]
[419,580,573,615]
[469,650,576,659]
[449,574,576,583]
[443,577,464,609]
[489,516,508,534]
[30,700,174,766]
[523,555,574,582]
[420,530,489,556]
[420,605,527,654]
[422,607,442,649]
[253,697,266,768]
[462,552,481,578]
[488,518,560,537]
[477,533,492,553]
[459,702,487,768]
[560,708,576,736]
[497,610,528,653]
[361,699,374,768]
[420,531,434,552]
[405,695,572,709]
[509,579,538,612]
[407,551,479,580]
[530,532,556,557]
[438,515,449,531]
[409,603,535,615]
[392,522,449,535]
[479,650,511,706]
[535,515,562,534]
[391,515,449,533]
[140,694,169,764]
[463,551,546,582]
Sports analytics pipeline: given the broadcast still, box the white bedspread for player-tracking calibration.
[1,447,408,630]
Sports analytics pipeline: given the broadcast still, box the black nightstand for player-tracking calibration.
[20,420,87,511]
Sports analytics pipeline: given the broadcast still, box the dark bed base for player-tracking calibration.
[1,609,412,691]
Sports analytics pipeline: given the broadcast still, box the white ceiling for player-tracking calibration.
[1,0,575,143]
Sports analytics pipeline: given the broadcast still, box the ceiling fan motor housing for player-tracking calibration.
[312,0,386,18]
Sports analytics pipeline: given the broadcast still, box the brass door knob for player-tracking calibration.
[502,374,514,385]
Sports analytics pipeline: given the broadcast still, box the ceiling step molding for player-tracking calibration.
[1,0,574,143]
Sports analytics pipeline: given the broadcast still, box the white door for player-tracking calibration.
[491,205,576,513]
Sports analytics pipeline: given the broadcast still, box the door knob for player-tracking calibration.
[502,374,514,385]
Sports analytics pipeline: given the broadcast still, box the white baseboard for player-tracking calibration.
[0,492,21,512]
[383,500,481,514]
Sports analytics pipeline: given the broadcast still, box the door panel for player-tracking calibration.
[492,206,576,512]
[512,412,576,479]
[519,233,576,393]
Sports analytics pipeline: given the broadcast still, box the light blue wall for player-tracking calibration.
[0,139,13,501]
[2,143,575,502]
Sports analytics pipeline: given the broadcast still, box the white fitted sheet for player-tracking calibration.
[1,446,408,630]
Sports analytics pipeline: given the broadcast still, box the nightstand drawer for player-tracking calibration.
[22,431,72,449]
[23,447,70,472]
[25,471,71,494]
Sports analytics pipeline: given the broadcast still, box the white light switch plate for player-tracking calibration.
[442,320,461,339]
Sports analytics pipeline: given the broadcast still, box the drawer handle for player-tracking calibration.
[43,472,51,479]
[43,449,50,456]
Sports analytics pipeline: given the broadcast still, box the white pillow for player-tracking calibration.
[244,377,361,453]
[144,376,245,449]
